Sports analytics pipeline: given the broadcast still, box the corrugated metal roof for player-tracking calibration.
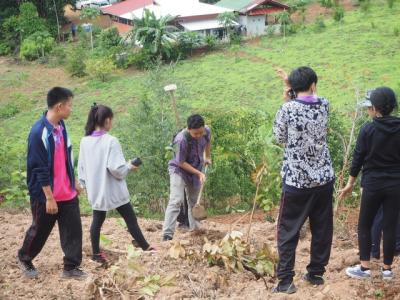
[101,0,153,16]
[215,0,288,13]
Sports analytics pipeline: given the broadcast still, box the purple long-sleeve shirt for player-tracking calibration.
[168,126,211,187]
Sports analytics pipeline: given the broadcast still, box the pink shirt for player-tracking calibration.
[52,125,77,202]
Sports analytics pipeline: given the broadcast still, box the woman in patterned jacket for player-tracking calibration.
[272,66,335,294]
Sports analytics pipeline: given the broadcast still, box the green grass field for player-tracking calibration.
[0,0,399,213]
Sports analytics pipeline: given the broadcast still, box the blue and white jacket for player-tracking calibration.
[27,114,75,202]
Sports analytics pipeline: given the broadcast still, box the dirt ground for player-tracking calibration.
[1,208,399,300]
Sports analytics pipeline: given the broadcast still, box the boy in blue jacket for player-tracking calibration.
[17,87,86,279]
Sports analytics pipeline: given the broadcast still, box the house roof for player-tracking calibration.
[103,0,231,18]
[215,0,289,13]
[180,18,238,31]
[101,0,154,16]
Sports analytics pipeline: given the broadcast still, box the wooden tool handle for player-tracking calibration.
[195,166,208,205]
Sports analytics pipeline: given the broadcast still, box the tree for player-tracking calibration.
[274,10,291,39]
[217,11,237,40]
[131,9,178,59]
[20,31,55,60]
[18,2,47,40]
[80,7,100,50]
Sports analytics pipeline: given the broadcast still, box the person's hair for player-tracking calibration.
[47,87,74,108]
[187,114,205,129]
[288,66,318,94]
[370,87,398,116]
[85,104,114,136]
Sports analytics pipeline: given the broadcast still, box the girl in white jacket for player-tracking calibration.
[78,104,155,263]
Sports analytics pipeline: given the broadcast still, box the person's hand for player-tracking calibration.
[197,172,206,184]
[46,198,58,214]
[205,159,212,166]
[283,87,292,102]
[75,182,84,196]
[129,162,140,172]
[338,183,353,200]
[276,68,289,86]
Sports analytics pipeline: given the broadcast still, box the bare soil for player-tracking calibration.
[1,208,399,300]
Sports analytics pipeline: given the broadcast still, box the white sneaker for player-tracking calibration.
[345,265,371,279]
[381,267,394,280]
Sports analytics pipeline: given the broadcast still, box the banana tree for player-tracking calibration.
[132,9,178,59]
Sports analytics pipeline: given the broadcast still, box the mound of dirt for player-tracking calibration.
[0,209,399,299]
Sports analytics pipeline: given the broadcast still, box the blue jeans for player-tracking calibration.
[371,206,400,259]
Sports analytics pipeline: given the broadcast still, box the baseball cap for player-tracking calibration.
[358,89,374,108]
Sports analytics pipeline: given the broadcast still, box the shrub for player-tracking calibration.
[66,44,87,77]
[313,15,326,32]
[98,27,122,50]
[319,0,333,8]
[85,57,116,82]
[20,31,55,61]
[333,5,345,22]
[50,44,67,65]
[177,31,204,58]
[0,43,11,56]
[205,35,218,50]
[127,48,156,70]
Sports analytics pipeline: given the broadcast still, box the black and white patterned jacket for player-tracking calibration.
[273,97,335,189]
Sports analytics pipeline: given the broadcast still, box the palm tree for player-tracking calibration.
[132,9,178,59]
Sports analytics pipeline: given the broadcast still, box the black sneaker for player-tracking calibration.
[272,281,297,294]
[162,235,173,241]
[18,257,38,279]
[303,273,324,285]
[92,251,108,264]
[62,268,88,280]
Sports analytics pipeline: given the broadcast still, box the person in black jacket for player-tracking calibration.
[339,86,400,281]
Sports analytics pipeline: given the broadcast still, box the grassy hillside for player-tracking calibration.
[0,0,399,213]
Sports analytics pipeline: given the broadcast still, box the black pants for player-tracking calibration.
[277,183,334,283]
[177,190,189,227]
[18,198,82,271]
[91,202,149,254]
[371,206,400,259]
[359,186,400,265]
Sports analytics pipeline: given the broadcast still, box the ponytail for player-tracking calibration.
[84,103,114,136]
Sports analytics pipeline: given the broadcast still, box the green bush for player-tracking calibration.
[0,43,11,56]
[85,57,116,82]
[98,27,122,50]
[205,35,218,50]
[333,5,345,22]
[20,31,55,61]
[177,32,204,58]
[50,44,67,65]
[319,0,333,8]
[127,49,156,70]
[1,16,20,52]
[313,15,326,32]
[66,45,87,77]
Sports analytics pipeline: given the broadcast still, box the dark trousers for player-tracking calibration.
[177,190,189,227]
[91,202,149,254]
[18,197,82,271]
[371,206,400,258]
[277,183,334,283]
[359,186,400,265]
